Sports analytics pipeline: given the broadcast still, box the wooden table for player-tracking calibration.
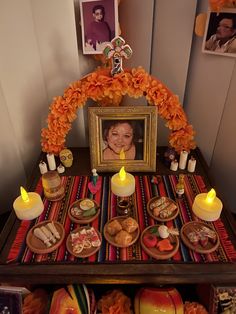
[0,147,235,285]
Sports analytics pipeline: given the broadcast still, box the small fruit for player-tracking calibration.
[143,233,157,248]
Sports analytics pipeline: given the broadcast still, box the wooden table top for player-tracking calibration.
[0,147,235,285]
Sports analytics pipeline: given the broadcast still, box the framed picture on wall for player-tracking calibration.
[80,0,119,54]
[202,8,236,57]
[88,106,158,172]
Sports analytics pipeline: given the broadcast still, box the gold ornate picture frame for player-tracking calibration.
[88,106,158,172]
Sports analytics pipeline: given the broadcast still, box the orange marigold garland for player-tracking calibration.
[209,0,236,12]
[41,66,196,155]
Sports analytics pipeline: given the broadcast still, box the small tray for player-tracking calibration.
[68,199,100,224]
[140,225,179,260]
[26,220,65,254]
[147,196,179,222]
[180,221,220,254]
[66,226,102,258]
[103,216,140,248]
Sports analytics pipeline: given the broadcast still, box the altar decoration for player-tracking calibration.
[41,36,196,155]
[59,148,73,167]
[13,187,44,220]
[7,175,236,264]
[38,161,48,174]
[23,289,49,314]
[192,188,223,221]
[111,167,135,197]
[88,168,102,195]
[49,284,93,314]
[134,287,183,314]
[41,170,65,201]
[184,301,208,314]
[209,0,236,12]
[97,289,132,314]
[46,153,56,171]
[195,0,236,37]
[103,36,132,75]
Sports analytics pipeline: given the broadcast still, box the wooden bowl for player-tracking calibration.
[147,196,179,222]
[68,199,100,224]
[140,225,179,260]
[180,221,220,254]
[66,226,102,258]
[104,216,140,248]
[26,220,65,254]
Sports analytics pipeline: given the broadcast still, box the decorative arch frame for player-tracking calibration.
[41,66,196,155]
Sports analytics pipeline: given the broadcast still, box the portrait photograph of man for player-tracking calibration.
[202,9,236,57]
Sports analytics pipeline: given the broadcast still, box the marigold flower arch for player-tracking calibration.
[41,66,196,155]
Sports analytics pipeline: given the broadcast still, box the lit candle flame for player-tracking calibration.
[119,148,125,160]
[20,186,29,202]
[206,188,216,203]
[119,166,126,181]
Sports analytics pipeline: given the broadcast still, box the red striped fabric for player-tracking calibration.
[5,175,236,264]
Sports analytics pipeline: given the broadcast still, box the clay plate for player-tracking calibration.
[103,216,140,248]
[26,220,65,254]
[66,226,102,258]
[140,225,179,260]
[180,221,220,254]
[147,196,179,222]
[68,199,100,224]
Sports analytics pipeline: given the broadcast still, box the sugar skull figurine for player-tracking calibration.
[59,148,73,168]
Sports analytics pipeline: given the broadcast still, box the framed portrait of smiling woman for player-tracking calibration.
[88,106,158,172]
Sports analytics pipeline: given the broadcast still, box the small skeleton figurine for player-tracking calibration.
[103,36,132,76]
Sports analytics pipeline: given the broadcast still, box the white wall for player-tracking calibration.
[151,0,197,145]
[0,0,47,210]
[0,0,235,213]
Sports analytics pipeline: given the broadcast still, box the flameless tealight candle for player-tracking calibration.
[192,188,223,221]
[111,166,135,197]
[13,187,44,220]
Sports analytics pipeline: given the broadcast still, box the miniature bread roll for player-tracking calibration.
[114,230,132,246]
[106,219,122,236]
[121,217,138,233]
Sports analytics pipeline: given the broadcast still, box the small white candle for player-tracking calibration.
[192,189,223,221]
[170,160,178,171]
[47,153,56,170]
[39,161,48,174]
[179,150,188,170]
[13,187,44,220]
[57,164,65,174]
[187,156,196,173]
[111,167,135,197]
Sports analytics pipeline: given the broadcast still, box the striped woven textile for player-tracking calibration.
[6,175,236,264]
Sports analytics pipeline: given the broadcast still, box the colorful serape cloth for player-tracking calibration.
[6,175,236,264]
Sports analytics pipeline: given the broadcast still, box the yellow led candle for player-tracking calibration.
[192,188,223,221]
[13,187,44,220]
[111,166,135,197]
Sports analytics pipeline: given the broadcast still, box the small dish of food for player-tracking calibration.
[140,225,179,260]
[68,198,100,224]
[180,221,219,254]
[26,220,65,254]
[147,196,179,222]
[66,226,102,258]
[104,216,140,248]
